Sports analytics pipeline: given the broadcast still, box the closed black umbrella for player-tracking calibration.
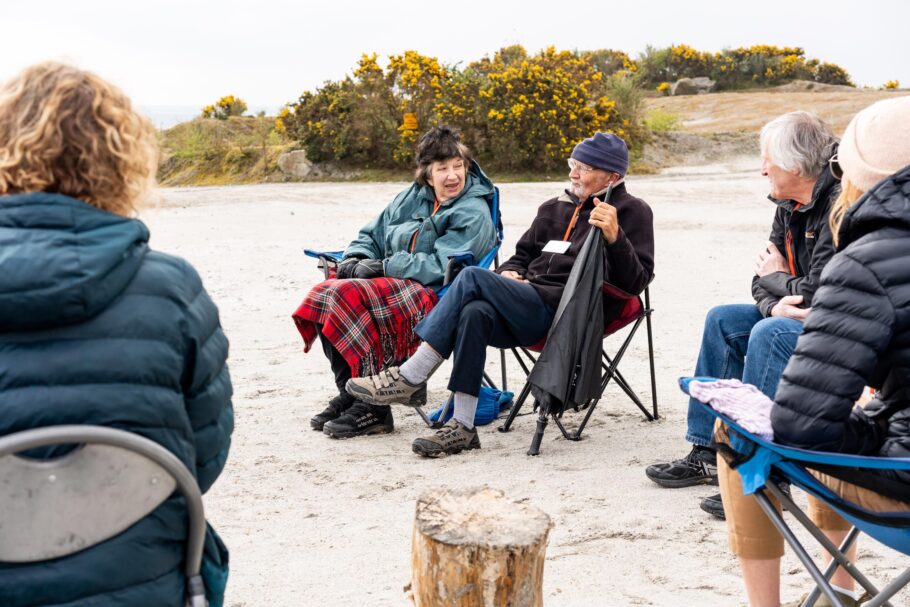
[526,185,611,445]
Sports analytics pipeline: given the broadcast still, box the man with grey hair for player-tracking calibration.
[645,111,840,518]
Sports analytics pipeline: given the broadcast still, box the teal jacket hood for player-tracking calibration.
[0,192,149,331]
[344,160,497,287]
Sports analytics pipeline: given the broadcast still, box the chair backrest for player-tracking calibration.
[0,425,205,577]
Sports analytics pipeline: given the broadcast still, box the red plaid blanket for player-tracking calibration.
[292,278,438,377]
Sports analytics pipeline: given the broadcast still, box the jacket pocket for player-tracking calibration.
[202,524,230,607]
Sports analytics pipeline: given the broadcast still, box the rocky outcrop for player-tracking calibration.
[278,150,317,178]
[671,77,716,96]
[277,150,362,180]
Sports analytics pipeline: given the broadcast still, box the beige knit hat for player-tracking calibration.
[839,95,910,192]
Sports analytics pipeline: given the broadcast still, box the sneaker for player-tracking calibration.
[645,445,718,488]
[310,391,356,431]
[412,419,480,457]
[345,367,427,407]
[700,493,725,520]
[322,401,394,438]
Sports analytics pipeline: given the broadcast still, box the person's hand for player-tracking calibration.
[501,270,526,282]
[770,295,811,320]
[336,257,360,279]
[755,242,789,277]
[589,199,619,243]
[352,259,384,279]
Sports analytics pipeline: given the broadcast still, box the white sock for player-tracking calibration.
[830,584,856,599]
[399,343,444,385]
[453,392,478,429]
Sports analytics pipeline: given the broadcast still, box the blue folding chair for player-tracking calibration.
[304,187,507,428]
[680,377,910,607]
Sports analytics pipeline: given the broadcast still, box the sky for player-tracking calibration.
[2,0,908,110]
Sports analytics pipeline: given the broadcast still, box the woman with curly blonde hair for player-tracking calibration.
[0,62,234,607]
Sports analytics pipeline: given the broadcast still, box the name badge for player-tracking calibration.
[542,240,571,254]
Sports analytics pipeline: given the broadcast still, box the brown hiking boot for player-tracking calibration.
[412,419,480,458]
[345,367,426,407]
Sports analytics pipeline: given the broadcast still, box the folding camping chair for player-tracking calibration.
[498,282,658,456]
[304,187,507,428]
[0,425,208,607]
[682,378,910,607]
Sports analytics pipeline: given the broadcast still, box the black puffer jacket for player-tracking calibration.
[772,164,910,497]
[751,163,840,317]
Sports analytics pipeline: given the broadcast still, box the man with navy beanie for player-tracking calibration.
[347,132,655,457]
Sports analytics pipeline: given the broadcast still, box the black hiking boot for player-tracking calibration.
[645,445,718,488]
[700,493,725,520]
[310,391,356,431]
[699,482,792,521]
[322,401,394,438]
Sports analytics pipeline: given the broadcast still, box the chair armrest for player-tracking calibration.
[303,249,345,279]
[444,251,477,286]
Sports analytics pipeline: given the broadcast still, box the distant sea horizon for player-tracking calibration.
[139,105,282,130]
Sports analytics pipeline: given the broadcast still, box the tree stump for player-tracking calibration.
[410,487,552,607]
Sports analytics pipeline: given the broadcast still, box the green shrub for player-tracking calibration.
[644,108,681,133]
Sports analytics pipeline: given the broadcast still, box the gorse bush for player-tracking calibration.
[636,44,853,89]
[201,95,248,120]
[281,43,853,173]
[282,45,633,173]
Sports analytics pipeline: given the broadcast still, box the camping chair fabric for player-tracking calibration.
[681,377,910,607]
[499,283,658,455]
[0,425,210,607]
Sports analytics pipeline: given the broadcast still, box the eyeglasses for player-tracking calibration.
[829,153,843,181]
[568,158,595,174]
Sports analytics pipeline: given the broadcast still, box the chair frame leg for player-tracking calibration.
[766,483,886,605]
[752,488,849,607]
[498,285,660,453]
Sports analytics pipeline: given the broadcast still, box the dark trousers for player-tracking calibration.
[415,267,554,396]
[318,327,350,392]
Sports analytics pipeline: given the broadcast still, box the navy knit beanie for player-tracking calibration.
[571,132,629,177]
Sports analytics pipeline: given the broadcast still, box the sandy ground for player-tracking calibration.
[142,162,909,607]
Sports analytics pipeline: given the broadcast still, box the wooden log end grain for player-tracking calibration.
[411,487,553,607]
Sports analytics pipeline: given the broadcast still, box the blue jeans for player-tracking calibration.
[686,304,803,447]
[415,267,554,396]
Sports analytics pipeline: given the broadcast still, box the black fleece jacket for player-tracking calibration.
[496,182,655,316]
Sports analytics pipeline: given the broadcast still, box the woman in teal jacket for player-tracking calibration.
[293,126,496,438]
[0,63,233,606]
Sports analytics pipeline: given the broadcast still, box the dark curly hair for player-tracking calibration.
[414,125,472,185]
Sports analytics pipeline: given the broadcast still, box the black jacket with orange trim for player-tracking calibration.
[751,163,840,317]
[496,182,654,316]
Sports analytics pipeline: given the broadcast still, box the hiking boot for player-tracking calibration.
[699,483,792,521]
[345,367,427,407]
[412,419,480,457]
[322,401,393,438]
[310,391,356,431]
[783,589,869,607]
[700,493,725,520]
[645,445,718,488]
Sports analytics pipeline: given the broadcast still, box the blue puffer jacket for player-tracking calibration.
[0,192,234,606]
